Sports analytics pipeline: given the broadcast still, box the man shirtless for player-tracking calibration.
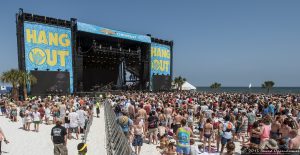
[270,116,281,140]
[203,118,213,153]
[137,105,147,132]
[165,104,173,128]
[289,129,300,149]
[173,112,183,134]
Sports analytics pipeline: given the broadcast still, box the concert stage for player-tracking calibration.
[16,9,173,96]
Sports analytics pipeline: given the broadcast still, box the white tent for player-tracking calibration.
[181,81,196,90]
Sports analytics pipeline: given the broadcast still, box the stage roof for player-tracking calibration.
[77,22,151,43]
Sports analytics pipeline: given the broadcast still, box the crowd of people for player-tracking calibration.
[109,92,300,155]
[0,95,100,155]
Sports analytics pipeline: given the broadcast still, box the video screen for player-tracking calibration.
[152,74,172,91]
[31,71,70,96]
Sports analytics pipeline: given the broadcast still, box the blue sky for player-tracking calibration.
[0,0,299,87]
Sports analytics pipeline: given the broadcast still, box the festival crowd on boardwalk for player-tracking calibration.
[110,92,300,155]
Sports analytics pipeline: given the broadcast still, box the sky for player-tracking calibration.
[0,0,299,87]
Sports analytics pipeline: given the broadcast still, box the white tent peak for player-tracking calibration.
[181,81,196,90]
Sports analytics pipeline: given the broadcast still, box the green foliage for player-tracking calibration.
[261,81,275,94]
[210,82,221,89]
[173,76,187,90]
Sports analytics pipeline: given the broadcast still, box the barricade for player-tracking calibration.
[82,106,94,143]
[104,100,135,155]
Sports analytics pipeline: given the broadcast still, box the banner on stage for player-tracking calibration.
[23,21,73,92]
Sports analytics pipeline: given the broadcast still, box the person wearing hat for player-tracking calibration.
[51,118,68,155]
[77,143,87,155]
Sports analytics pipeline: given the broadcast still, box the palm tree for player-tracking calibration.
[0,69,21,101]
[19,71,37,100]
[210,82,221,90]
[262,81,275,94]
[173,76,186,91]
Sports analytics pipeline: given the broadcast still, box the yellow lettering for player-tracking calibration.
[37,30,48,45]
[159,60,164,71]
[59,34,70,47]
[49,33,59,46]
[164,61,170,72]
[26,29,37,43]
[156,48,162,57]
[151,47,156,57]
[45,49,57,66]
[57,50,69,67]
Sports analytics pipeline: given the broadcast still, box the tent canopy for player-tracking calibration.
[181,81,196,90]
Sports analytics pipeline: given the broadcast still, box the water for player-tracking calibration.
[196,87,300,94]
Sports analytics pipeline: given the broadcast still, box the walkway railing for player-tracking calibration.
[104,100,135,155]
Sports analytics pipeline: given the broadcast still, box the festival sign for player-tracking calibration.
[150,43,171,75]
[23,21,73,92]
[77,22,151,43]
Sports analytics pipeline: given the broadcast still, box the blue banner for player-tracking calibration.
[24,22,73,93]
[150,43,171,76]
[77,22,151,43]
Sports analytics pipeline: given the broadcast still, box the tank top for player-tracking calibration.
[260,124,271,141]
[177,127,191,147]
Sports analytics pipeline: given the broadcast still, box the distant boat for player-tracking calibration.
[249,83,252,89]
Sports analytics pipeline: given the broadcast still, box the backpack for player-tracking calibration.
[148,117,158,128]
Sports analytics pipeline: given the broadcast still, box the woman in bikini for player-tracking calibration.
[203,118,213,153]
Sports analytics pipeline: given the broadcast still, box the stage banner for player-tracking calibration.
[150,43,171,76]
[77,22,151,43]
[23,21,73,93]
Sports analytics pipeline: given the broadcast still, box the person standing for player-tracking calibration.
[132,116,144,155]
[220,115,235,154]
[51,119,68,155]
[69,108,79,140]
[175,119,193,155]
[32,108,41,132]
[147,111,159,145]
[95,101,100,118]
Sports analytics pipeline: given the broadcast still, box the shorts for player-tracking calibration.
[78,122,85,128]
[132,135,143,146]
[65,123,70,129]
[70,127,78,133]
[270,131,279,140]
[33,121,40,124]
[96,108,100,114]
[176,145,190,154]
[204,133,212,139]
[148,128,158,137]
[221,137,232,145]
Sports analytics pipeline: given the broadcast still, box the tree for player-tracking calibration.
[0,69,21,101]
[210,82,221,90]
[262,81,275,94]
[174,76,186,91]
[19,71,37,100]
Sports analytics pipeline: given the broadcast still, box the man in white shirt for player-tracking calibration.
[32,108,41,132]
[77,107,86,134]
[69,108,79,139]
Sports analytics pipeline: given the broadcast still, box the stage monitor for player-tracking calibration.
[150,43,171,91]
[23,21,73,93]
[31,71,70,96]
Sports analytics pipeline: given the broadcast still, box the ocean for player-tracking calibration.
[196,87,300,94]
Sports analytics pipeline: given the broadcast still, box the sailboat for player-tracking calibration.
[249,83,252,89]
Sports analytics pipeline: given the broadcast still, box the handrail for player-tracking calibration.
[104,100,135,155]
